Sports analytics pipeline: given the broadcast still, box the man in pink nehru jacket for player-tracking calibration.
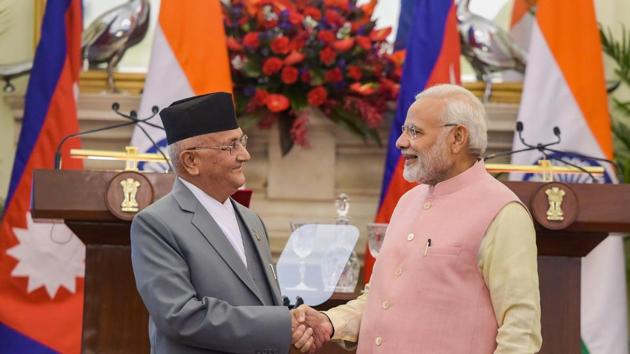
[292,84,542,353]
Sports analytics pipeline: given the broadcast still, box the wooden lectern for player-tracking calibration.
[505,181,630,354]
[32,169,630,354]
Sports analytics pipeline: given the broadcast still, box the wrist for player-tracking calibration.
[319,311,335,338]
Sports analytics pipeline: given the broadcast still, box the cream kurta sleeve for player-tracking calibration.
[324,284,370,343]
[478,202,542,354]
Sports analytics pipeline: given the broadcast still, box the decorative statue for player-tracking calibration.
[81,0,150,92]
[335,193,350,225]
[0,60,32,92]
[457,0,528,101]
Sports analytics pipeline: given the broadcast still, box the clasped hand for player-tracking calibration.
[290,305,333,353]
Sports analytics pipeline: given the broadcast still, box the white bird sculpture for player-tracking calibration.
[457,0,528,101]
[82,0,150,92]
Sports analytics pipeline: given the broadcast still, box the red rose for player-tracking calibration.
[281,66,299,84]
[262,57,283,75]
[284,51,305,65]
[307,86,328,106]
[332,38,355,52]
[324,0,349,10]
[271,36,290,55]
[265,94,290,112]
[370,27,393,42]
[290,33,308,51]
[254,89,269,106]
[347,65,362,80]
[319,47,336,65]
[325,10,344,26]
[356,36,372,50]
[317,30,336,43]
[288,11,304,25]
[226,37,243,51]
[243,32,260,48]
[325,68,343,83]
[304,6,321,20]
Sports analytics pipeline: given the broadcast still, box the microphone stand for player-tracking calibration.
[54,103,174,172]
[111,104,174,172]
[484,122,605,183]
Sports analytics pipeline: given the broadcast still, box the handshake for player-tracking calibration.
[290,304,334,353]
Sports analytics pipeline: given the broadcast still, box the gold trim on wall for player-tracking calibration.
[464,82,523,104]
[80,71,146,94]
[77,70,523,103]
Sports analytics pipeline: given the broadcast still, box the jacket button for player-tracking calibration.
[375,336,383,346]
[423,202,432,209]
[407,233,415,241]
[382,300,391,309]
[395,267,402,276]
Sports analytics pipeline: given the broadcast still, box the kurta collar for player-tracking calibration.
[427,160,486,197]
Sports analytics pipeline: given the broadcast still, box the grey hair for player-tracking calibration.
[415,84,488,157]
[168,142,184,174]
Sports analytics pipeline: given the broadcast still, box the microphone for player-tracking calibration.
[537,125,620,176]
[484,122,610,183]
[111,104,174,172]
[54,103,172,171]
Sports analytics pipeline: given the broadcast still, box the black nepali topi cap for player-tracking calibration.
[160,92,238,145]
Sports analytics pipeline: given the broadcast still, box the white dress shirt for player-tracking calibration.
[179,178,247,267]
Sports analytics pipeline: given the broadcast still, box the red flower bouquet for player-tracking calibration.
[223,0,403,154]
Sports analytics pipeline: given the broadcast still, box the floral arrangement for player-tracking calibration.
[223,0,403,154]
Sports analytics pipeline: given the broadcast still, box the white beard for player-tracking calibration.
[402,134,451,185]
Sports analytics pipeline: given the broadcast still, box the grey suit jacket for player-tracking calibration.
[131,179,291,354]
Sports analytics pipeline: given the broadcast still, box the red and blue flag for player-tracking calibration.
[0,0,85,353]
[365,0,461,281]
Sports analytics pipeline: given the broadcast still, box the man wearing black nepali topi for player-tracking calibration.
[130,92,314,354]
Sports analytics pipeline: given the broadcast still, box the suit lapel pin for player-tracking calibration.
[253,230,261,241]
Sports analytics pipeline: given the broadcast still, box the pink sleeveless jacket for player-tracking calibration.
[357,161,519,353]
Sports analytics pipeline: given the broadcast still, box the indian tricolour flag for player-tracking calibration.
[511,0,628,353]
[509,0,535,54]
[130,0,232,171]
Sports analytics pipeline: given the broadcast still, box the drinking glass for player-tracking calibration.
[367,223,388,257]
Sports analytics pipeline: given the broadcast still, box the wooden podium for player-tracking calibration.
[32,169,630,354]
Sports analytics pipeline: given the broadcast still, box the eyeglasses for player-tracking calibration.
[186,134,248,155]
[400,123,458,140]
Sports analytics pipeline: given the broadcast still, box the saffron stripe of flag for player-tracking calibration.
[511,0,628,352]
[130,0,232,170]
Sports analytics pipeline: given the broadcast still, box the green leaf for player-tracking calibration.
[238,111,264,130]
[328,108,364,139]
[243,58,261,78]
[601,25,630,182]
[614,97,630,117]
[285,89,308,112]
[310,69,325,86]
